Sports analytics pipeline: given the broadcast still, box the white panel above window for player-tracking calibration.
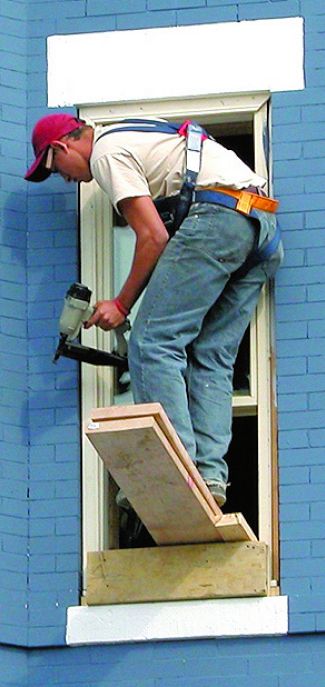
[47,17,304,107]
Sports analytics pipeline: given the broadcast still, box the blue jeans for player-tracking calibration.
[128,203,283,484]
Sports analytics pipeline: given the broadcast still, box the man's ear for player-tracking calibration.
[51,140,69,154]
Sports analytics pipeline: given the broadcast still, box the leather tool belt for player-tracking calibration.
[194,186,279,216]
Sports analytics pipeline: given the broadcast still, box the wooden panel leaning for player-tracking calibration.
[86,542,269,605]
[85,403,257,545]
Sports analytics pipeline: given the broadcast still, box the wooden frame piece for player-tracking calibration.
[86,541,269,605]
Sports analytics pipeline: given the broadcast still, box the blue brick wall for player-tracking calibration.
[0,0,29,647]
[272,0,325,633]
[0,0,325,682]
[2,635,325,687]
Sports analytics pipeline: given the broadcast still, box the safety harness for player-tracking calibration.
[96,118,281,272]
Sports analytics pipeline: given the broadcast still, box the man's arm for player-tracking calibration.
[85,196,169,331]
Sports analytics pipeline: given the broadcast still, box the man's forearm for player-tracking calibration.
[117,196,169,311]
[117,232,168,311]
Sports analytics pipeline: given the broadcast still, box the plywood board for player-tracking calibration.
[86,403,257,545]
[86,415,223,545]
[90,403,219,516]
[86,541,269,605]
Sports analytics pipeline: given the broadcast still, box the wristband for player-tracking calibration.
[113,297,129,317]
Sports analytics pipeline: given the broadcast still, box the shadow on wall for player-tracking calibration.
[1,191,29,444]
[6,186,80,444]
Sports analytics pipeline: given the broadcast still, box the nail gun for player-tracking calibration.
[53,282,129,370]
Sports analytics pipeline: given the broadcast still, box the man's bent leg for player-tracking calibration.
[187,242,283,485]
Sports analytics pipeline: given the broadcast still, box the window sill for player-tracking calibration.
[66,596,288,646]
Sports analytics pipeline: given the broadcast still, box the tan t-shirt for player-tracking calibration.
[90,121,266,211]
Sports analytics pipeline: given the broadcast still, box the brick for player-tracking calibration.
[281,577,311,595]
[310,391,325,410]
[28,625,66,647]
[311,502,325,520]
[276,322,307,339]
[281,482,325,503]
[279,466,309,485]
[279,429,309,449]
[55,480,79,499]
[29,520,55,537]
[310,428,325,447]
[29,498,79,519]
[277,394,307,412]
[55,516,80,535]
[282,557,325,577]
[87,0,146,13]
[313,578,325,593]
[281,520,325,540]
[56,14,116,33]
[307,246,325,264]
[315,607,325,634]
[273,142,302,160]
[29,554,56,573]
[276,286,307,305]
[248,648,312,674]
[281,541,311,558]
[55,553,80,572]
[30,462,78,481]
[308,284,325,302]
[1,15,26,37]
[117,9,177,29]
[277,357,307,375]
[29,0,85,19]
[279,502,310,522]
[278,374,325,393]
[312,540,325,557]
[301,0,325,12]
[279,409,325,431]
[29,535,78,555]
[309,356,325,373]
[28,571,80,592]
[151,0,205,6]
[283,231,325,252]
[176,6,236,24]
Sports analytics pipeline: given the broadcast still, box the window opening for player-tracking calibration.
[80,94,278,588]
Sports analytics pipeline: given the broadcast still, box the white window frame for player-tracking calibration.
[79,92,277,588]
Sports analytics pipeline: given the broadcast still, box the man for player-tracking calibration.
[25,113,283,507]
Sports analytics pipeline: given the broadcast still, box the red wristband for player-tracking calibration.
[113,297,129,317]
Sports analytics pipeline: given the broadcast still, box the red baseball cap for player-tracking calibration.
[25,114,84,182]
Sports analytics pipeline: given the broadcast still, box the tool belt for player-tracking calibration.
[154,185,281,277]
[154,185,278,236]
[195,185,278,216]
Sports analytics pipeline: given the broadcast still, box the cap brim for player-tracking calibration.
[24,149,52,182]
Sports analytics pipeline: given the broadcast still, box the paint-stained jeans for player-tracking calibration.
[128,203,283,484]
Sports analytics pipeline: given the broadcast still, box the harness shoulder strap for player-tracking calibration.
[95,118,209,236]
[95,119,180,143]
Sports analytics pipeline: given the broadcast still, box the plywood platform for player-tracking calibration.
[86,541,269,605]
[86,403,256,545]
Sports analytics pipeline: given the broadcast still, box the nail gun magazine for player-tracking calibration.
[53,282,129,371]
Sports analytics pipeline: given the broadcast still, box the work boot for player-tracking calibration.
[116,488,131,510]
[205,480,228,507]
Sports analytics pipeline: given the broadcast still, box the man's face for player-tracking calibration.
[46,138,93,183]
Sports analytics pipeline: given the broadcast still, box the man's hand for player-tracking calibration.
[84,299,126,331]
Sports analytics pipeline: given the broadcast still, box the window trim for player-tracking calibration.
[79,92,278,589]
[67,596,288,646]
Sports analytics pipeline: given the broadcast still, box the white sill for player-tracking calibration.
[66,596,288,646]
